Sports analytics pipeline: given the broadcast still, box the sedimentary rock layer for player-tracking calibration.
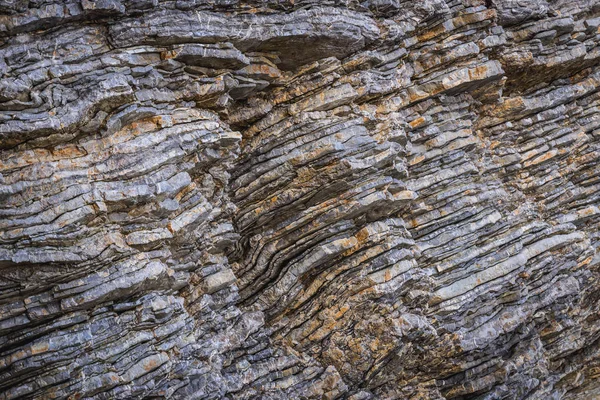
[1,0,599,399]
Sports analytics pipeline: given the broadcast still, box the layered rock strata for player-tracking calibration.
[1,0,600,399]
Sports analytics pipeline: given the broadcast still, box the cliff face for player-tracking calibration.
[1,1,600,399]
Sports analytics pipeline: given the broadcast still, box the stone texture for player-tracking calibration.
[0,0,600,399]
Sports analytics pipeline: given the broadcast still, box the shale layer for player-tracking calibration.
[1,0,600,399]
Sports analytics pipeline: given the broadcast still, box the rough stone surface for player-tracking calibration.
[1,1,600,399]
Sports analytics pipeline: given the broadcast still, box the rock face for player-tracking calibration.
[1,0,600,399]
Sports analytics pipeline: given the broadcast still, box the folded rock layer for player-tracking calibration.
[1,0,599,399]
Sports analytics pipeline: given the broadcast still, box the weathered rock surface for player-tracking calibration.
[1,0,600,399]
